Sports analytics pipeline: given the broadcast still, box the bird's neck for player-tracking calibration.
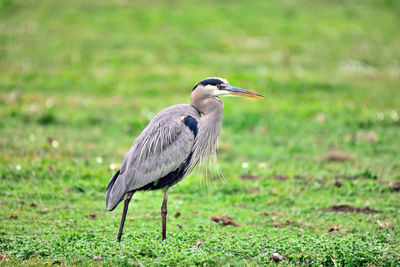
[199,97,224,130]
[188,97,223,172]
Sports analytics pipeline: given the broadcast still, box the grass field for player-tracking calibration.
[1,0,400,265]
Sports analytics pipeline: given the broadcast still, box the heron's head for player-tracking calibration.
[192,77,264,99]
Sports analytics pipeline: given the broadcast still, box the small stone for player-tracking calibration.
[332,181,343,188]
[241,162,249,169]
[270,253,283,262]
[51,140,59,148]
[377,220,391,229]
[313,112,326,123]
[93,256,102,261]
[194,239,202,248]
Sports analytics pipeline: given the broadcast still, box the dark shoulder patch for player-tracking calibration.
[183,115,198,137]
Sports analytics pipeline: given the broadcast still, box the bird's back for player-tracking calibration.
[106,104,200,211]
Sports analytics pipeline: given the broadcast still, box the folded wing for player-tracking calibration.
[106,104,199,211]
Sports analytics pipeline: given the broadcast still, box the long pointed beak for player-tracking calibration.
[222,85,264,99]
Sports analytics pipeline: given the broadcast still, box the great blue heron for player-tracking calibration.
[106,77,263,241]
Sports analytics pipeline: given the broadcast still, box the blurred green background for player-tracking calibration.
[1,0,399,265]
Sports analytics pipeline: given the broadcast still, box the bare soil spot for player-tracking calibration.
[191,239,202,248]
[293,175,307,180]
[392,182,400,192]
[321,151,352,162]
[377,220,392,230]
[174,211,181,218]
[272,220,300,228]
[272,174,309,181]
[274,175,289,181]
[332,181,343,188]
[357,131,379,142]
[210,215,239,227]
[325,205,381,214]
[328,224,339,232]
[241,174,261,181]
[30,203,37,208]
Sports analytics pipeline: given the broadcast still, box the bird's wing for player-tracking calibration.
[106,104,199,210]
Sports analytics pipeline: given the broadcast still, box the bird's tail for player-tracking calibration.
[106,170,126,211]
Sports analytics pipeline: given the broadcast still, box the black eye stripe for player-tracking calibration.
[192,78,224,91]
[199,78,224,87]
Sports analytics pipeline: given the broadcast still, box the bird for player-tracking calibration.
[106,77,264,242]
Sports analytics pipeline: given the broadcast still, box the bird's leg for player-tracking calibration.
[161,188,170,241]
[117,191,135,242]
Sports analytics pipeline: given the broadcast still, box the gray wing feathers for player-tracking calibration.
[106,104,199,211]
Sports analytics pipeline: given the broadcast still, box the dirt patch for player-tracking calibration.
[321,151,352,162]
[328,224,339,232]
[240,174,261,181]
[325,205,381,214]
[174,211,181,218]
[191,239,202,248]
[392,182,400,192]
[377,220,392,230]
[272,220,296,227]
[357,131,379,142]
[274,175,289,181]
[272,175,309,181]
[210,215,239,227]
[335,170,378,180]
[293,175,307,180]
[332,181,343,188]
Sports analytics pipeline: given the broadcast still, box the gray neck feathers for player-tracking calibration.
[188,97,224,172]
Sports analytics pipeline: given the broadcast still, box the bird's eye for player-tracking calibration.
[217,84,221,89]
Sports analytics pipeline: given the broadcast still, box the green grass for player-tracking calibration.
[1,0,400,265]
